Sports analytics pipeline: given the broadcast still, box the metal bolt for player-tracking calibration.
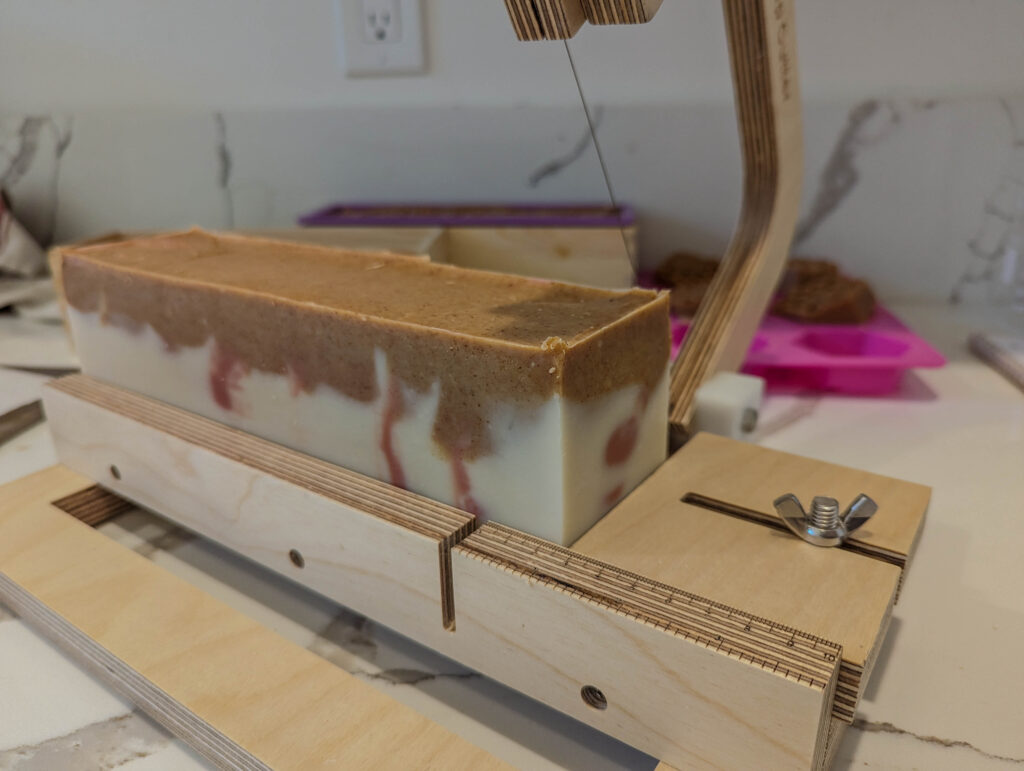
[809,496,840,529]
[740,407,759,433]
[773,493,878,547]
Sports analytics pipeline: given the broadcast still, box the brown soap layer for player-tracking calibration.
[60,229,669,459]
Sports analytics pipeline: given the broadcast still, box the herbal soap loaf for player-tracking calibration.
[56,229,669,545]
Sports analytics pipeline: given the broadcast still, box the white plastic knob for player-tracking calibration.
[691,372,765,439]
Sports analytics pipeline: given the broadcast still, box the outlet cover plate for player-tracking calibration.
[336,0,426,77]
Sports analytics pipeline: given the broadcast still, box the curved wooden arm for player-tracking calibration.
[669,0,804,433]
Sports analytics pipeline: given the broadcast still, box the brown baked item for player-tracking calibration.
[654,252,719,318]
[773,276,876,324]
[669,281,712,317]
[783,257,838,285]
[653,252,718,287]
[654,251,875,324]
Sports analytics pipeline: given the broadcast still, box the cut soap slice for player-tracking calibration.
[55,229,669,545]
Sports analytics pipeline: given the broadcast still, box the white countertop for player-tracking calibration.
[1,303,1022,770]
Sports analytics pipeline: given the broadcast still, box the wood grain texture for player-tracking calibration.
[451,524,839,770]
[651,719,847,771]
[676,433,930,568]
[669,0,804,432]
[580,0,664,24]
[241,226,443,259]
[443,227,636,288]
[0,466,507,771]
[51,483,134,526]
[573,439,904,723]
[44,374,475,632]
[44,375,846,768]
[0,399,45,445]
[504,0,585,40]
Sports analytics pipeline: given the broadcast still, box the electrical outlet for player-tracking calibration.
[336,0,425,77]
[362,0,401,44]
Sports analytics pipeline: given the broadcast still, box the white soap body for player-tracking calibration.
[68,309,668,545]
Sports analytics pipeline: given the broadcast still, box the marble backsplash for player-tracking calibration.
[2,93,1022,303]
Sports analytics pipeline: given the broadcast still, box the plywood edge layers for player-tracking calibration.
[52,483,135,526]
[581,0,664,24]
[669,0,803,430]
[504,0,584,40]
[464,522,841,691]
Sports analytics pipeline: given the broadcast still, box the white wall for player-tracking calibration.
[4,1,1024,110]
[3,1,1024,301]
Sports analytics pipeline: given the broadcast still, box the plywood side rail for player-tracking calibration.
[669,0,804,432]
[44,374,474,633]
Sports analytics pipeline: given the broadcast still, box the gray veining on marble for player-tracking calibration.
[305,602,481,690]
[129,524,197,559]
[0,118,49,190]
[307,607,378,662]
[528,105,602,188]
[213,112,234,229]
[354,666,481,686]
[950,96,1024,303]
[0,712,170,771]
[796,99,936,247]
[851,718,1024,765]
[0,115,72,248]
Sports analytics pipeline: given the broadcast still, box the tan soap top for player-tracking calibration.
[60,229,669,459]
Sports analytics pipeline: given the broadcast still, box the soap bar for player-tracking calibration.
[56,229,670,545]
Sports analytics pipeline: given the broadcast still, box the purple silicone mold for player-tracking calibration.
[298,202,635,229]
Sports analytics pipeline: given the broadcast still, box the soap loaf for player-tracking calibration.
[56,229,670,545]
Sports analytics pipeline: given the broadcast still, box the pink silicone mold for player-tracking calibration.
[670,307,946,395]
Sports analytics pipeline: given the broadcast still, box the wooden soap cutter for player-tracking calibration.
[0,3,929,770]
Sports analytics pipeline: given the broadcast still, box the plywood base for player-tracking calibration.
[572,432,928,722]
[42,374,858,769]
[0,467,507,770]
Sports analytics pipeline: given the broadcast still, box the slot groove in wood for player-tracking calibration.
[52,484,134,526]
[682,493,908,569]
